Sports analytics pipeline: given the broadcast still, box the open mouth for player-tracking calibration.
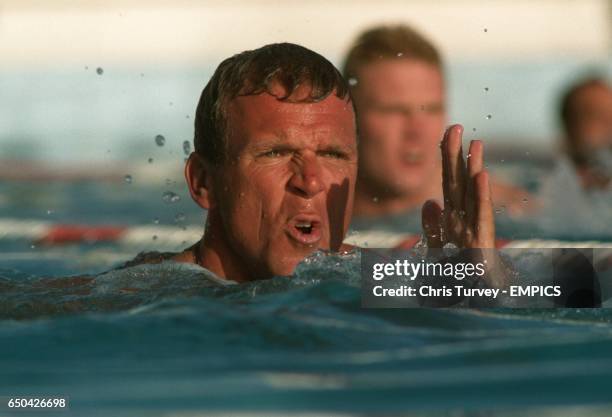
[295,221,314,234]
[287,217,322,245]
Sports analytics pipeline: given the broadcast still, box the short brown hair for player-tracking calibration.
[194,43,350,164]
[343,24,443,81]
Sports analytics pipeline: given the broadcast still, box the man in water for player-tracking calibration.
[559,76,611,190]
[162,43,497,283]
[343,25,530,234]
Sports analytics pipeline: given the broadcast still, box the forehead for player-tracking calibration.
[226,90,357,148]
[574,83,612,107]
[356,59,444,99]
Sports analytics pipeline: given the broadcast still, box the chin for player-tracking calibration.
[267,251,311,278]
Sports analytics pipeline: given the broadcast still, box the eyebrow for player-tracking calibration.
[248,138,356,154]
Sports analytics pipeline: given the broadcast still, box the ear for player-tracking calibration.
[185,152,216,210]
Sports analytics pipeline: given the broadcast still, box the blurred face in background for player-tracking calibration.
[567,81,612,158]
[352,59,446,197]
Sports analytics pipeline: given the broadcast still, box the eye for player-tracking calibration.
[319,149,348,159]
[421,103,444,114]
[374,104,407,116]
[260,148,292,158]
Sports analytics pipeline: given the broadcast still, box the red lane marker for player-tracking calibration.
[496,239,511,248]
[38,225,127,245]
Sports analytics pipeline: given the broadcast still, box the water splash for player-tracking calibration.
[155,134,166,147]
[162,191,181,203]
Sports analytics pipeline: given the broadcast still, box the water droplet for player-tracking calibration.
[372,197,379,203]
[46,209,53,215]
[174,212,186,223]
[169,102,173,106]
[153,217,160,224]
[459,210,466,217]
[162,191,181,203]
[472,128,477,132]
[152,235,158,241]
[522,198,528,203]
[484,28,488,33]
[239,192,245,198]
[348,77,358,87]
[185,115,190,119]
[182,140,191,155]
[525,151,530,156]
[96,67,104,75]
[124,174,132,184]
[500,159,505,163]
[140,73,144,77]
[467,153,472,158]
[396,52,404,57]
[155,134,166,147]
[84,66,89,70]
[486,114,492,120]
[148,157,154,164]
[484,87,489,92]
[30,244,36,249]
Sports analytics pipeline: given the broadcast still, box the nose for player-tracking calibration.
[287,154,325,198]
[400,109,428,142]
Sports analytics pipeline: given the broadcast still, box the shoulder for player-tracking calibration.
[116,251,181,270]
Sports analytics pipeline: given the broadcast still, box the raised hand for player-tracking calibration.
[422,124,496,249]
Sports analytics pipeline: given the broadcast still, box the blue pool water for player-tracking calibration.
[2,254,612,417]
[1,167,612,416]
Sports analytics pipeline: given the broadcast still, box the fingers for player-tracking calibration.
[466,140,484,227]
[441,124,467,212]
[474,170,496,248]
[421,199,443,248]
[467,139,484,177]
[439,125,497,249]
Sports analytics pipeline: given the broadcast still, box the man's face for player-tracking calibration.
[352,59,446,195]
[209,87,357,278]
[569,82,612,153]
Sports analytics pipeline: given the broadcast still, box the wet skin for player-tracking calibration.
[183,86,358,282]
